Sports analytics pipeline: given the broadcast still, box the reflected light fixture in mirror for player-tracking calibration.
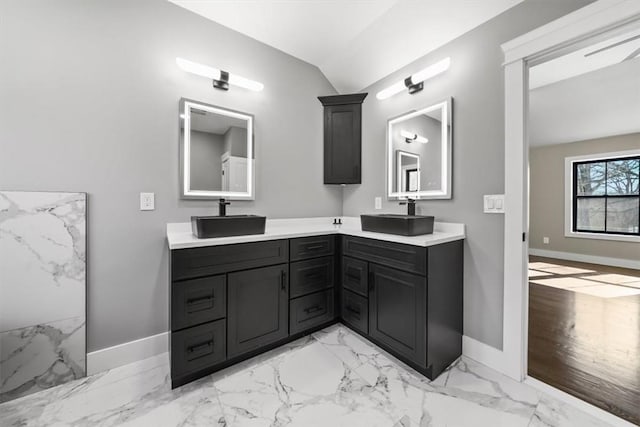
[400,130,429,144]
[376,57,450,100]
[176,57,264,92]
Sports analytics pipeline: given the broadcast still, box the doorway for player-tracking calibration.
[502,2,640,425]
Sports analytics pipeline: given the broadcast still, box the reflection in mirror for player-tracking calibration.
[387,98,452,200]
[397,151,420,192]
[180,99,254,200]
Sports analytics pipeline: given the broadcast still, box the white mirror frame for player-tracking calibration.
[180,99,254,200]
[387,97,453,200]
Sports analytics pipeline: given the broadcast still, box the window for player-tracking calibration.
[572,155,639,236]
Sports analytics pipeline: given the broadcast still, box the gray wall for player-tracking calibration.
[530,133,640,261]
[190,131,224,191]
[223,127,248,158]
[344,0,594,349]
[0,0,340,351]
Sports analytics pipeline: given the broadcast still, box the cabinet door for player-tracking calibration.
[227,264,289,358]
[324,104,361,184]
[369,264,426,367]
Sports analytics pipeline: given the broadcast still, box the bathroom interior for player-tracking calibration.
[0,0,638,426]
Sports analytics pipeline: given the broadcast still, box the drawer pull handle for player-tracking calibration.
[305,272,323,280]
[187,295,214,305]
[281,270,287,291]
[305,244,324,251]
[188,340,213,354]
[346,306,361,319]
[304,304,323,314]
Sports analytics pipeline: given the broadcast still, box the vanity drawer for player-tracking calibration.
[171,319,226,378]
[290,235,335,261]
[342,236,426,276]
[290,289,335,335]
[342,256,368,297]
[171,275,226,331]
[341,289,368,334]
[171,240,288,281]
[290,256,335,298]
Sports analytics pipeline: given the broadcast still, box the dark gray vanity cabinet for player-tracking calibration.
[169,232,462,388]
[169,236,338,389]
[340,235,463,380]
[318,93,367,184]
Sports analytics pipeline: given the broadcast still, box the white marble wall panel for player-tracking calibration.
[0,191,86,402]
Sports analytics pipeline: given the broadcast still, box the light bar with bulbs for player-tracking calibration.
[400,130,429,144]
[176,57,264,92]
[376,57,450,100]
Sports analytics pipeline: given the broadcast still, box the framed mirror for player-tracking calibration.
[179,98,254,200]
[387,98,452,200]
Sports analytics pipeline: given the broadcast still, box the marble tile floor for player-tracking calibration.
[0,324,618,427]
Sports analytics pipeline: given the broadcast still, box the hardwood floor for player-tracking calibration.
[528,256,640,425]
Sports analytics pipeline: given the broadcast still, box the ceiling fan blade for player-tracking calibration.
[622,46,640,62]
[584,34,640,57]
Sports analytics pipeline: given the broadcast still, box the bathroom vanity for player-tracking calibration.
[167,218,464,388]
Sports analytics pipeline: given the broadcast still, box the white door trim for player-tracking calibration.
[501,0,640,383]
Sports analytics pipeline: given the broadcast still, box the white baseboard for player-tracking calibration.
[462,335,506,375]
[525,376,636,427]
[529,248,640,271]
[87,331,169,375]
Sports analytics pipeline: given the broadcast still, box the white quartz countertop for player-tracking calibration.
[166,217,465,250]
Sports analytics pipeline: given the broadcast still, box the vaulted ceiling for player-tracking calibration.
[168,0,524,93]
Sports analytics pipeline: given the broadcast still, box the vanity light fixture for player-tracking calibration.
[176,57,264,92]
[401,130,428,144]
[376,57,450,100]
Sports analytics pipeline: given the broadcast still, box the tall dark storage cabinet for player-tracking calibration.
[318,93,367,184]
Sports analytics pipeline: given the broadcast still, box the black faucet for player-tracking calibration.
[218,198,231,216]
[399,198,416,216]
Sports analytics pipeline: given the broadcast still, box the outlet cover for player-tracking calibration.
[140,192,155,211]
[543,237,550,244]
[375,197,382,210]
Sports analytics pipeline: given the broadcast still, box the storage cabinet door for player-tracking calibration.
[369,264,426,367]
[324,104,361,184]
[227,264,289,358]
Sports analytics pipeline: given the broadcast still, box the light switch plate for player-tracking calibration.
[140,192,155,211]
[484,194,505,214]
[375,197,382,210]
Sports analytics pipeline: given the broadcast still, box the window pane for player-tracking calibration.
[576,198,605,231]
[576,162,606,196]
[606,159,639,195]
[606,197,639,233]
